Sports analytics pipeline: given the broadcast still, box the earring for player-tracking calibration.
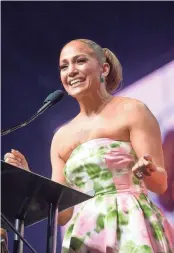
[100,75,105,83]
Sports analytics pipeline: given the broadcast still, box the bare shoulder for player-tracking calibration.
[51,116,79,157]
[112,96,142,107]
[52,122,71,148]
[114,96,146,109]
[115,96,154,116]
[112,96,159,129]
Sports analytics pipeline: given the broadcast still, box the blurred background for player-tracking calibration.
[1,1,174,252]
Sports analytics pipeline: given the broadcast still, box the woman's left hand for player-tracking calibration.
[132,154,157,179]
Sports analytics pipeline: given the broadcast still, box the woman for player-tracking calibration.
[4,39,174,252]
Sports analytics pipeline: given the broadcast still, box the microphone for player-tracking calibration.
[1,90,65,136]
[37,90,64,113]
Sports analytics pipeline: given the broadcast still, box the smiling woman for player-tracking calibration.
[4,38,174,252]
[59,39,122,99]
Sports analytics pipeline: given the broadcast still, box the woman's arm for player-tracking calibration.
[128,100,167,194]
[50,130,74,226]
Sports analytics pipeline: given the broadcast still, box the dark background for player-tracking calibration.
[1,1,174,252]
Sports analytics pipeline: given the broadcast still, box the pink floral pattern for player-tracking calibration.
[62,138,174,253]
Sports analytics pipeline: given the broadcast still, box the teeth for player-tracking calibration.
[70,79,83,86]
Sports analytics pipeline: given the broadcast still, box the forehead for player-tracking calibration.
[60,41,94,62]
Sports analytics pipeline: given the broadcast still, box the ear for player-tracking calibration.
[101,62,110,77]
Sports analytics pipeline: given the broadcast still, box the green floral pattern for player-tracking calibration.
[62,138,174,253]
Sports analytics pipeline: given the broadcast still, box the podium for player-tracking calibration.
[1,161,93,253]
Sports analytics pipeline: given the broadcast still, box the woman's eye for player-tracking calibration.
[60,65,67,70]
[77,58,87,63]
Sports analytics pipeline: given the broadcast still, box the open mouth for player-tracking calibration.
[69,79,85,87]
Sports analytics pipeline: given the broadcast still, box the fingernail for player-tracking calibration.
[11,149,18,152]
[144,154,149,158]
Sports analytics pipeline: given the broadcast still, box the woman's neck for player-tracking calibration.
[77,87,113,116]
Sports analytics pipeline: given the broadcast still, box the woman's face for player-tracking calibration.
[59,41,103,98]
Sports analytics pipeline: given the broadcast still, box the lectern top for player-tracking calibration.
[1,161,93,229]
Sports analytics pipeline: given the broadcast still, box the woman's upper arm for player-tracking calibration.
[128,100,164,168]
[50,131,66,184]
[50,130,74,225]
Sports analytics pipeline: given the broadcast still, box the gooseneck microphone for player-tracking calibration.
[1,90,65,136]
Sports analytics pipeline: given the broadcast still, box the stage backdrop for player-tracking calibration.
[60,60,174,239]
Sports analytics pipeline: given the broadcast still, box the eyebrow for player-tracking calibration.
[60,54,88,64]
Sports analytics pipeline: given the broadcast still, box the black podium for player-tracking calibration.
[1,161,93,253]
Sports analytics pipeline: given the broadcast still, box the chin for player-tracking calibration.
[68,86,89,98]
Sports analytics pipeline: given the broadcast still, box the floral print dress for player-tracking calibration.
[61,138,174,253]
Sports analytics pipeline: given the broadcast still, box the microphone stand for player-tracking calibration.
[1,213,37,253]
[1,89,65,137]
[1,102,52,137]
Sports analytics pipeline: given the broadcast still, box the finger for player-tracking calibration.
[132,159,144,172]
[4,153,22,162]
[11,149,26,161]
[148,164,156,172]
[4,152,12,160]
[142,158,156,172]
[5,157,21,167]
[143,167,151,176]
[140,159,153,175]
[132,158,142,171]
[142,158,149,167]
[132,163,139,172]
[133,159,150,177]
[8,162,22,168]
[137,159,145,171]
[141,157,156,171]
[143,154,153,162]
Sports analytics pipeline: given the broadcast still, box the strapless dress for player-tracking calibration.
[61,138,174,253]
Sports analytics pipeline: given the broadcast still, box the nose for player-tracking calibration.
[68,64,78,77]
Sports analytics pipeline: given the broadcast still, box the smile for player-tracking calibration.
[69,79,85,87]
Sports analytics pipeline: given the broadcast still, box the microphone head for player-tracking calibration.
[44,90,65,105]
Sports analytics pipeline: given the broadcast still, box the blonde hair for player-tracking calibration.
[67,39,123,94]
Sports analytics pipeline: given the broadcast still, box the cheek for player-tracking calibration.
[60,74,69,91]
[82,65,100,79]
[88,69,100,83]
[60,72,66,85]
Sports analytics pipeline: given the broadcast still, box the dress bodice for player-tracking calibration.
[64,138,147,195]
